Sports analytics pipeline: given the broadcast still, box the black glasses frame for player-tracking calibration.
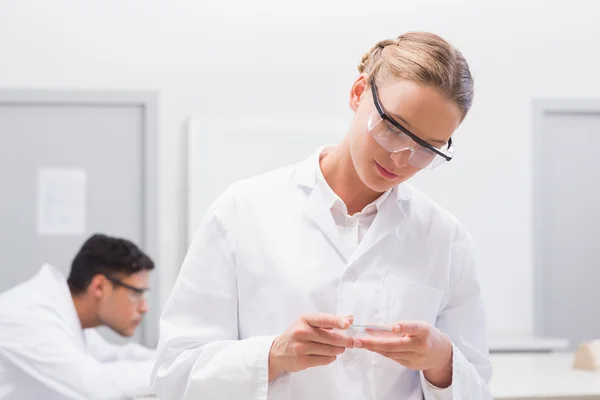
[105,275,148,295]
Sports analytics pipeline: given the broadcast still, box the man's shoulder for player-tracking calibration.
[0,290,65,331]
[0,266,74,339]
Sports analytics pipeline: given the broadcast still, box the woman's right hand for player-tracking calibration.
[268,313,355,381]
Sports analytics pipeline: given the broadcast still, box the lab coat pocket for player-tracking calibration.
[371,279,444,370]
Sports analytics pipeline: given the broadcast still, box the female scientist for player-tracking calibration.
[151,31,492,400]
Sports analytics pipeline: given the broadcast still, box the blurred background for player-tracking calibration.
[1,1,599,396]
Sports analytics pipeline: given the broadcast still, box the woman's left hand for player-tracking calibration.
[354,321,454,388]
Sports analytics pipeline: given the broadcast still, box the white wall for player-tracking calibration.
[1,0,599,335]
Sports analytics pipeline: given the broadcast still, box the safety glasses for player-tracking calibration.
[368,81,454,170]
[105,275,149,303]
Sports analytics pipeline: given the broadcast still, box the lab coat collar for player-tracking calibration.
[293,147,413,264]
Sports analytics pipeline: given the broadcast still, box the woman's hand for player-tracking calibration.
[268,313,354,381]
[355,321,453,388]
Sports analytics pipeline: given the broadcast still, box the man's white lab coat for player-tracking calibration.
[152,149,493,400]
[0,264,156,400]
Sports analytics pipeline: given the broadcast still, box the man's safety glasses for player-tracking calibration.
[105,275,148,303]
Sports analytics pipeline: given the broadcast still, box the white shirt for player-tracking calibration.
[152,148,493,400]
[316,148,392,259]
[0,264,156,400]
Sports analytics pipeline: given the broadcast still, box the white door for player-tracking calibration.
[534,102,600,348]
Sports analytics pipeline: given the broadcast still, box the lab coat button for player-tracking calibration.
[347,217,357,227]
[342,353,356,366]
[344,270,357,283]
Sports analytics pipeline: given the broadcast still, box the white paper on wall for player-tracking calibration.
[37,167,87,235]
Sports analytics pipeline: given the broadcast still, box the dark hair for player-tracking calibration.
[67,233,155,294]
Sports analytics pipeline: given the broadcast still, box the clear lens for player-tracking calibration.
[411,146,440,170]
[128,290,148,303]
[367,107,451,170]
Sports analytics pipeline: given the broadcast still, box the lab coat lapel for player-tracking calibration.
[304,183,348,262]
[293,153,348,262]
[348,185,411,266]
[37,265,86,349]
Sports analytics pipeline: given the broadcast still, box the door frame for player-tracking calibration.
[532,98,600,336]
[0,89,159,346]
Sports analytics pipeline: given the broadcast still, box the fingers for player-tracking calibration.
[304,313,352,329]
[313,328,355,348]
[321,315,354,330]
[354,335,420,352]
[394,321,426,336]
[292,318,354,348]
[304,342,347,356]
[293,326,354,347]
[300,313,355,347]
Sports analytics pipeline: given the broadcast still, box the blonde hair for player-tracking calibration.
[358,32,474,118]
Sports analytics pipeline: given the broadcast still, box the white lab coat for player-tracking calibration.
[152,149,493,400]
[0,264,156,400]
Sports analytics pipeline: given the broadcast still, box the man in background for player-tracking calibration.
[0,233,156,400]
